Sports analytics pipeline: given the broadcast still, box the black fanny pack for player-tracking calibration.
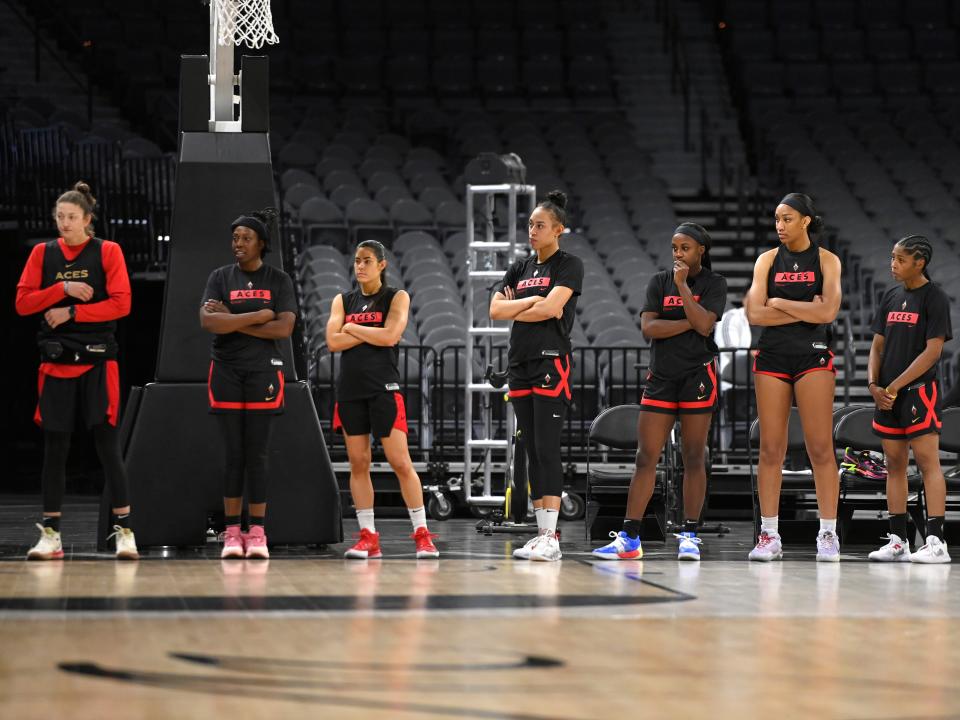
[38,337,117,363]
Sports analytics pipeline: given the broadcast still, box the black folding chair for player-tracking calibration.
[585,404,666,542]
[941,408,960,514]
[834,406,925,541]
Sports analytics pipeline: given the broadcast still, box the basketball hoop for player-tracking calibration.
[212,0,279,49]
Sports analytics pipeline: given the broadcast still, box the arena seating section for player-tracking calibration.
[5,0,959,465]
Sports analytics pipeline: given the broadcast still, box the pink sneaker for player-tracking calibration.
[221,525,244,559]
[244,525,269,559]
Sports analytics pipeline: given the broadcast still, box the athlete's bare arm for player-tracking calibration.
[326,294,364,351]
[743,249,800,326]
[513,285,572,322]
[341,290,409,347]
[867,334,894,411]
[489,286,544,320]
[200,300,275,335]
[640,311,693,340]
[765,249,842,324]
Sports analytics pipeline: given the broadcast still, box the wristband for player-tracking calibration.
[63,280,69,295]
[68,305,77,320]
[868,382,878,389]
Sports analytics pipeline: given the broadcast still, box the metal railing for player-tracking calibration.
[12,126,174,272]
[310,344,769,467]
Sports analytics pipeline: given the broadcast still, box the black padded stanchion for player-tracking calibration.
[112,55,343,548]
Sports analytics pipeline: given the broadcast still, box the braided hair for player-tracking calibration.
[895,234,933,280]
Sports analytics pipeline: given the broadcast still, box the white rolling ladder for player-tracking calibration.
[462,183,537,510]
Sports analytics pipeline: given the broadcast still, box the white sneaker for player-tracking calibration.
[675,532,702,561]
[27,523,63,561]
[816,530,841,562]
[910,536,951,564]
[868,534,911,562]
[528,533,562,562]
[748,531,782,561]
[513,532,546,560]
[107,525,140,560]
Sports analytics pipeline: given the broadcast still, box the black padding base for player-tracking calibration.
[100,381,342,549]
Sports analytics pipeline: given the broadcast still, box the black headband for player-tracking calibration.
[674,224,709,247]
[779,194,813,218]
[231,215,269,244]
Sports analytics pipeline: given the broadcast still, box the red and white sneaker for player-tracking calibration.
[27,524,64,561]
[412,526,440,559]
[220,526,245,559]
[345,528,382,559]
[244,525,269,559]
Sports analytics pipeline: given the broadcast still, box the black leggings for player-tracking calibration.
[512,395,567,500]
[42,424,129,513]
[217,413,276,504]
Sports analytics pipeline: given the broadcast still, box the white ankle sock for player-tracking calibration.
[542,509,559,536]
[534,507,545,531]
[356,509,375,533]
[819,518,837,534]
[408,506,427,531]
[761,516,779,535]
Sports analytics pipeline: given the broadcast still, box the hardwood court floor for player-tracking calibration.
[0,505,958,720]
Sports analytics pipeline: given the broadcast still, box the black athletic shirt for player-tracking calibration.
[758,243,831,354]
[37,237,118,361]
[202,263,297,371]
[870,281,952,386]
[642,267,728,378]
[336,285,403,401]
[499,249,584,364]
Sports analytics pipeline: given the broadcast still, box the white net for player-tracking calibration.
[213,0,279,49]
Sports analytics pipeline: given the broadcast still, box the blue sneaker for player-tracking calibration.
[592,530,642,560]
[675,532,702,561]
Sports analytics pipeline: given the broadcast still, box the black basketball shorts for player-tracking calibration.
[872,378,942,441]
[334,392,408,438]
[641,360,718,415]
[753,348,835,383]
[35,361,120,432]
[208,361,285,414]
[507,353,572,404]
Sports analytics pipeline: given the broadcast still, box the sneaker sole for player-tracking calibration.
[910,556,951,564]
[748,552,782,562]
[116,550,140,561]
[245,549,269,559]
[678,553,700,561]
[513,550,531,560]
[868,554,911,562]
[221,548,245,559]
[344,550,382,559]
[27,550,64,561]
[416,550,440,559]
[816,554,840,563]
[593,550,643,561]
[530,554,562,562]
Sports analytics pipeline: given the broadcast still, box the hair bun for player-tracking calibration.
[809,215,825,236]
[545,190,567,209]
[73,181,96,204]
